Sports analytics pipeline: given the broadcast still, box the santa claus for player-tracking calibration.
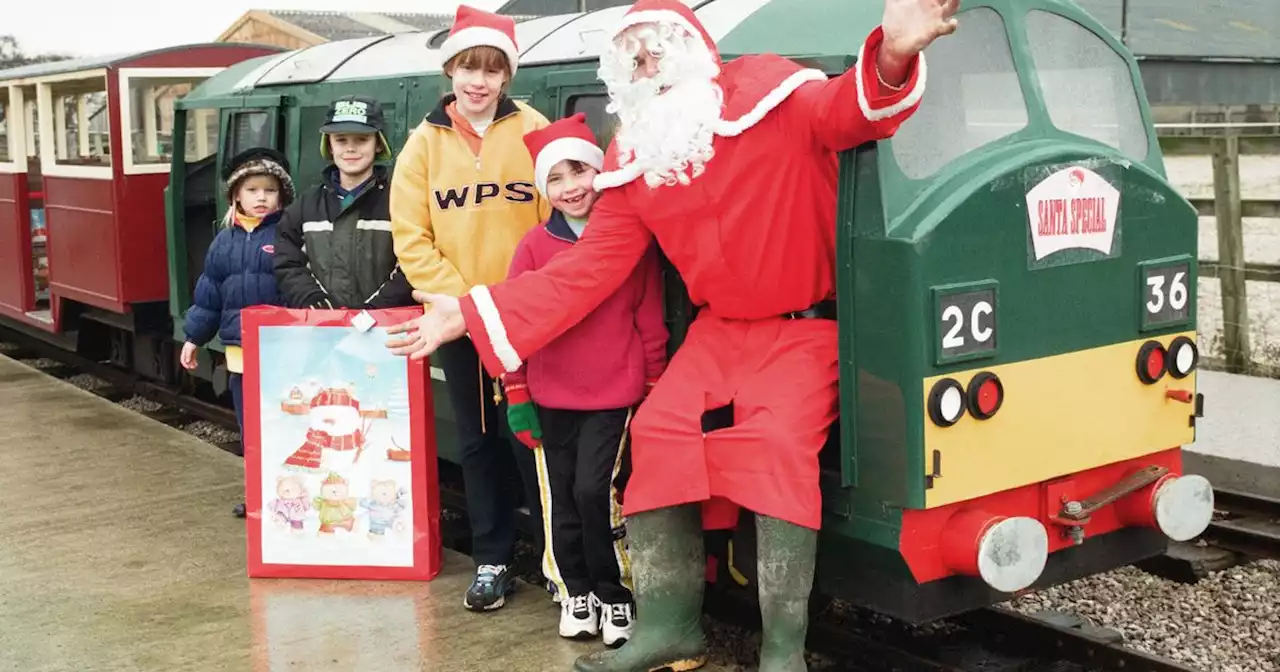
[388,1,957,670]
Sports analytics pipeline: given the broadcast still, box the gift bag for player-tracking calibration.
[241,306,441,581]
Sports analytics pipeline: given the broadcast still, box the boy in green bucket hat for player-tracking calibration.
[274,95,411,310]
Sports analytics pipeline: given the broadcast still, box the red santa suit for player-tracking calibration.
[458,0,925,531]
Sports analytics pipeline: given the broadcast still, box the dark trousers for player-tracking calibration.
[229,372,245,453]
[437,338,544,567]
[537,406,635,605]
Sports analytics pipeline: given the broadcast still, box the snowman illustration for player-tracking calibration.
[281,386,370,473]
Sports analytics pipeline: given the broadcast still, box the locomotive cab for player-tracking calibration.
[807,0,1213,622]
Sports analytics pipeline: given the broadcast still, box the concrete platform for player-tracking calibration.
[0,356,719,672]
[1183,369,1280,498]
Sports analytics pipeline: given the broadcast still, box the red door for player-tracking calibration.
[0,172,33,316]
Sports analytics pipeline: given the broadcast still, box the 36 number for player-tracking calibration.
[1146,271,1187,314]
[942,301,994,349]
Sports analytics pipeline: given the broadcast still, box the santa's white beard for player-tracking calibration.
[599,24,724,188]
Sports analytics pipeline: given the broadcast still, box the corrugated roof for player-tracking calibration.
[1074,0,1279,60]
[496,0,632,14]
[379,13,454,32]
[267,11,391,41]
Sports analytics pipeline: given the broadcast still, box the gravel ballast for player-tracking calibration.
[119,395,165,412]
[180,420,240,445]
[1007,560,1280,672]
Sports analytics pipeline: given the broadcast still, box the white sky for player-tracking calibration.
[7,1,507,58]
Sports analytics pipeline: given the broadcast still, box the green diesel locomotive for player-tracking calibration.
[165,0,1213,622]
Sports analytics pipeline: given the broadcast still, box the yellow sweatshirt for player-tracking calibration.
[391,95,552,298]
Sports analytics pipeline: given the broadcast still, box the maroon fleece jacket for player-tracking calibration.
[502,210,668,411]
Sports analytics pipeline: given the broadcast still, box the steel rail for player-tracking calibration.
[1202,488,1280,560]
[0,327,240,442]
[960,607,1201,672]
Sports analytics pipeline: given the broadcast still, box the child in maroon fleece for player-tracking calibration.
[502,113,667,647]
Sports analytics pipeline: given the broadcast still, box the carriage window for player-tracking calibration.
[226,110,272,158]
[124,76,216,168]
[25,98,40,163]
[890,7,1027,180]
[1025,10,1148,160]
[0,97,11,163]
[567,94,616,151]
[50,79,110,167]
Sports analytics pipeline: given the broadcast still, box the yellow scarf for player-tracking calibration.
[236,212,263,231]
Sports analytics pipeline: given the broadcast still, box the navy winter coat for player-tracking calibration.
[183,213,285,348]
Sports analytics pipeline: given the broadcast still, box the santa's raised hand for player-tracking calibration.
[385,291,467,360]
[879,0,959,84]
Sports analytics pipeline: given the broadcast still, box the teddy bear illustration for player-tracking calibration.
[312,472,358,536]
[360,479,408,541]
[269,475,311,533]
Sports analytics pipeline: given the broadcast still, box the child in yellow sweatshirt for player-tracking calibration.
[389,3,550,613]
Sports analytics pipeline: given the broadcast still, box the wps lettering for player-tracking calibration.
[433,181,537,210]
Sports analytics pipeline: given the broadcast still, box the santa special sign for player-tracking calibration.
[1025,165,1120,264]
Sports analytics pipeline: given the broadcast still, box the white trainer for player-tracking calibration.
[600,601,635,648]
[559,593,600,639]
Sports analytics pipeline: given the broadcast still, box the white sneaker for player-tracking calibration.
[600,601,635,648]
[559,593,600,639]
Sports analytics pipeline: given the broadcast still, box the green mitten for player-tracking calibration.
[505,385,541,449]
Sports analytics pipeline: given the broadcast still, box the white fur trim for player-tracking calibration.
[593,163,644,191]
[614,9,704,45]
[855,39,927,123]
[714,68,829,137]
[440,26,520,76]
[592,68,828,191]
[468,285,523,373]
[535,137,606,195]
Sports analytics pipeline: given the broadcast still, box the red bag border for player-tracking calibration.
[242,306,442,581]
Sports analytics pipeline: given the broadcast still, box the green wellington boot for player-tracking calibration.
[573,504,708,672]
[755,515,818,672]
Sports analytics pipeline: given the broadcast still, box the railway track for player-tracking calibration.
[0,327,242,454]
[0,334,1209,672]
[1201,488,1280,560]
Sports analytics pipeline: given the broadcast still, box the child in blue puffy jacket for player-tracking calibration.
[179,147,296,518]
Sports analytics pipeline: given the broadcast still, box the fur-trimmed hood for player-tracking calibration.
[223,147,297,207]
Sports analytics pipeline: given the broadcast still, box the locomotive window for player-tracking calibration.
[890,7,1027,180]
[566,94,617,151]
[226,111,272,158]
[184,109,219,163]
[1024,10,1148,160]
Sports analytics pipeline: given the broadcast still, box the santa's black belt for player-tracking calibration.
[782,299,837,320]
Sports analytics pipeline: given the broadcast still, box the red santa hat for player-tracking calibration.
[612,0,720,67]
[524,113,604,197]
[439,4,521,77]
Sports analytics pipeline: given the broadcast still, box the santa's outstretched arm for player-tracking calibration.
[458,187,655,377]
[782,26,926,153]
